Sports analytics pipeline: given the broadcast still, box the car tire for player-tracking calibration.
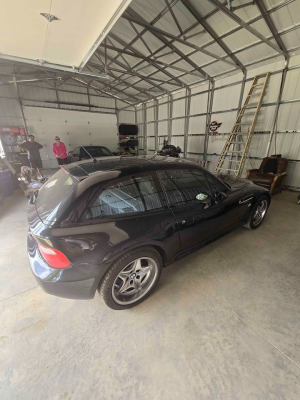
[99,246,163,310]
[244,194,270,230]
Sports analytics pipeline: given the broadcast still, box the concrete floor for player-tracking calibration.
[0,189,300,400]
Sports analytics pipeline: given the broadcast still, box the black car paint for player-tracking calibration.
[27,156,270,300]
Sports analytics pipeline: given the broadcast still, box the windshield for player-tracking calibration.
[82,146,112,157]
[36,169,78,223]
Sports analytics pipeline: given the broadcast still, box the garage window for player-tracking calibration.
[84,175,164,219]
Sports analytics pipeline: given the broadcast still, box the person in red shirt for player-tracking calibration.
[52,136,68,165]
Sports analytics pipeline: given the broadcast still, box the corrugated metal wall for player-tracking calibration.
[136,54,300,189]
[1,54,300,188]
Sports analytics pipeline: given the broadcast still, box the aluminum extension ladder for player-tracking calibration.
[215,73,270,179]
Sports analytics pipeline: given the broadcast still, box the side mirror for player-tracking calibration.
[73,153,79,157]
[196,193,212,209]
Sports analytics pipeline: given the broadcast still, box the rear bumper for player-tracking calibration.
[27,233,105,300]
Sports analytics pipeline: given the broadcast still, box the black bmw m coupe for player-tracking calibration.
[27,156,270,310]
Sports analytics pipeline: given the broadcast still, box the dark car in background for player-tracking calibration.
[68,145,112,163]
[27,156,270,310]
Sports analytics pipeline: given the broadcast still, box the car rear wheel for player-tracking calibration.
[99,247,162,310]
[244,195,269,229]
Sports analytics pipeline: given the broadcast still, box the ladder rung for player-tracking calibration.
[248,93,261,97]
[218,168,239,172]
[244,104,258,109]
[252,84,263,87]
[231,141,246,144]
[234,123,252,125]
[228,160,241,163]
[227,150,243,153]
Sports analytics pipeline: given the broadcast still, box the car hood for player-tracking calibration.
[218,174,255,190]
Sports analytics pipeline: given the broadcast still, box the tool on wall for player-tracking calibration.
[215,73,270,179]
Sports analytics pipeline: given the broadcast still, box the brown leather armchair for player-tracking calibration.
[246,157,288,195]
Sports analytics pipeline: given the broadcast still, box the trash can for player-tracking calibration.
[0,170,14,197]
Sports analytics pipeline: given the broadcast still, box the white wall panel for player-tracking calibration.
[213,83,241,112]
[172,98,186,118]
[188,115,207,134]
[277,103,300,131]
[146,122,154,136]
[147,137,155,151]
[23,107,118,169]
[187,135,205,154]
[118,110,135,124]
[158,121,168,136]
[172,118,185,135]
[146,103,154,121]
[158,103,168,120]
[190,92,208,115]
[269,132,300,160]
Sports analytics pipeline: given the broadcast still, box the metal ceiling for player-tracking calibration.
[0,0,300,108]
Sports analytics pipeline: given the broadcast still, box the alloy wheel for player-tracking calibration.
[253,199,268,226]
[112,257,158,305]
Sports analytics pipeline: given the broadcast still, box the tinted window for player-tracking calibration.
[36,169,78,222]
[84,174,164,220]
[81,146,112,158]
[158,169,211,207]
[205,173,227,196]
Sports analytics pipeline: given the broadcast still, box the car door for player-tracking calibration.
[157,168,236,252]
[205,172,252,224]
[79,171,180,265]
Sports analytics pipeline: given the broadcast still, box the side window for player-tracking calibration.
[83,174,164,220]
[80,147,89,159]
[158,169,211,207]
[205,173,228,196]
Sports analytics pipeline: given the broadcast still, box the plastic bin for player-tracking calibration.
[0,171,14,197]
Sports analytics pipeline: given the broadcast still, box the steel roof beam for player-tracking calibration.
[181,0,245,72]
[102,44,204,78]
[207,0,286,57]
[254,0,289,58]
[109,32,186,87]
[95,49,170,99]
[124,9,213,82]
[71,77,135,105]
[107,0,181,68]
[123,11,238,68]
[164,0,186,39]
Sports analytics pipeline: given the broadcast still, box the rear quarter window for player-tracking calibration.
[36,170,78,222]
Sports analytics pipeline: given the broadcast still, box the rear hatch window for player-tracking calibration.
[35,169,78,224]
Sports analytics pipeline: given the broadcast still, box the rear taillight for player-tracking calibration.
[38,244,71,269]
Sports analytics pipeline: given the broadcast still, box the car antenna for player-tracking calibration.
[81,146,97,164]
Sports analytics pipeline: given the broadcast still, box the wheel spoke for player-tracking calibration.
[139,266,151,280]
[118,279,132,294]
[133,259,142,273]
[119,270,132,281]
[133,279,141,290]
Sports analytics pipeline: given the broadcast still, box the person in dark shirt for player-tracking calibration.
[19,135,44,178]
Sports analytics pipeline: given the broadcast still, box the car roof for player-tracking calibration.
[64,155,202,179]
